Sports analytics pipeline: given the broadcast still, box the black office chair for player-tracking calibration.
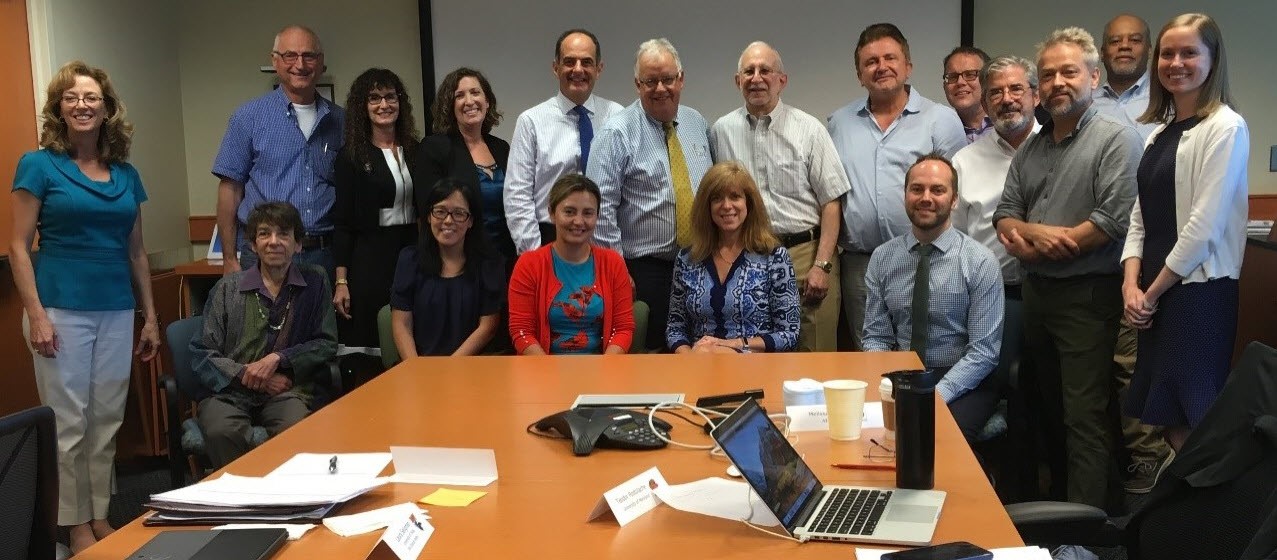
[0,406,58,560]
[1007,341,1277,559]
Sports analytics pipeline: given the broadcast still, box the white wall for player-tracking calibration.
[31,0,191,266]
[431,0,961,139]
[179,0,424,221]
[974,0,1277,193]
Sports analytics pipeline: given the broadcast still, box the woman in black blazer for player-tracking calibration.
[416,67,516,265]
[332,68,421,377]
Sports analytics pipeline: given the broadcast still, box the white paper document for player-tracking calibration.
[388,446,498,486]
[151,473,387,507]
[266,452,393,479]
[787,402,885,432]
[855,546,1052,560]
[652,476,778,526]
[324,502,431,537]
[212,523,317,540]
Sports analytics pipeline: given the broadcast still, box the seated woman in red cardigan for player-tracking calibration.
[508,174,634,354]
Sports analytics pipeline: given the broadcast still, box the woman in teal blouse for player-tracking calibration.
[9,61,160,554]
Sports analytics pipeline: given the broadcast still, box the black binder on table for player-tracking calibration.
[126,528,287,560]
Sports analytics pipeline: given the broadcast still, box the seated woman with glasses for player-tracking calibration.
[667,162,800,353]
[508,174,634,355]
[389,179,504,357]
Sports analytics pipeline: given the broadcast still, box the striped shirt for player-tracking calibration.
[588,101,712,260]
[710,102,850,234]
[212,87,345,234]
[863,226,1003,402]
[505,93,623,254]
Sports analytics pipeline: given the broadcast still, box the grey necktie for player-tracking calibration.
[910,243,934,361]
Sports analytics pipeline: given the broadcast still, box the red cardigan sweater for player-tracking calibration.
[508,244,635,354]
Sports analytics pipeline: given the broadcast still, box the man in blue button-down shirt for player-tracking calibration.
[863,154,1003,442]
[828,23,967,351]
[213,25,344,281]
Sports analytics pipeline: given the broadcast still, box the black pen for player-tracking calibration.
[329,455,338,474]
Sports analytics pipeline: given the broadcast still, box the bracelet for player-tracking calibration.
[741,337,751,353]
[335,279,349,286]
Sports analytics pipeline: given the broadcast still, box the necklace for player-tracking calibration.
[475,161,499,172]
[256,290,292,331]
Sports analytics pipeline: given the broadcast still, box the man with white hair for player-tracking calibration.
[588,38,712,351]
[992,27,1141,509]
[710,41,850,351]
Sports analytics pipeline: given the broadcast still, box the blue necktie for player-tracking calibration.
[572,105,593,171]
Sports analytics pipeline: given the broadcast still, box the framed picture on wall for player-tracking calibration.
[317,84,335,102]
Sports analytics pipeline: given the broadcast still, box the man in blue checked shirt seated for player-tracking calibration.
[862,154,1004,442]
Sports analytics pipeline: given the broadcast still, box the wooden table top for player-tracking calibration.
[81,352,1022,559]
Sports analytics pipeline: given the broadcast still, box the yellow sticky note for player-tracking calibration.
[420,488,487,507]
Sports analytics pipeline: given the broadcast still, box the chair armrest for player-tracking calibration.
[160,374,188,488]
[1005,501,1123,547]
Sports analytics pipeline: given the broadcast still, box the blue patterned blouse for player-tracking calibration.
[666,245,800,352]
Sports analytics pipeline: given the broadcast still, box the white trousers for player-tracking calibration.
[24,308,134,525]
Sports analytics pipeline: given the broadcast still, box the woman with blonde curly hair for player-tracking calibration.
[10,60,160,553]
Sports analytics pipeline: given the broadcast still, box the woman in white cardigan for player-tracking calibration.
[1120,12,1248,451]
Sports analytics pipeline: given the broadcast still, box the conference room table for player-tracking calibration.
[82,352,1023,559]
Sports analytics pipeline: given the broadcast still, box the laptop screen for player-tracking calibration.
[712,399,822,530]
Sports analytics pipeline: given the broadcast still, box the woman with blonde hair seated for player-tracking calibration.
[667,162,800,353]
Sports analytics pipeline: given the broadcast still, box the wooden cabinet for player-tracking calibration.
[116,269,182,459]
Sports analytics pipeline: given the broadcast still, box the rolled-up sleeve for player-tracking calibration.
[1087,127,1141,242]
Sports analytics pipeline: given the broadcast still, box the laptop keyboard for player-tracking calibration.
[809,488,891,535]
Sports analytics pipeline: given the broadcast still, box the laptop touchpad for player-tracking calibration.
[884,504,939,523]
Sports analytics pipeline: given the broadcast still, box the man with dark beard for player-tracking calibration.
[992,27,1140,510]
[862,154,1003,442]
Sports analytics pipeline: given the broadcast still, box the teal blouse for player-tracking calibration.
[12,149,148,311]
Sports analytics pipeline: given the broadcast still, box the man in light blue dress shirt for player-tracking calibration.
[588,38,712,351]
[863,154,1003,441]
[1093,12,1174,494]
[505,29,623,254]
[828,23,967,351]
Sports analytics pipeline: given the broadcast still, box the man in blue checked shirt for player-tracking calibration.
[862,154,1003,443]
[213,24,344,281]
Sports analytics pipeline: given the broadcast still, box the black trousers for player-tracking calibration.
[625,256,674,352]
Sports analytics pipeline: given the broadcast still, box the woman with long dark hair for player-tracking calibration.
[389,179,505,356]
[332,68,421,377]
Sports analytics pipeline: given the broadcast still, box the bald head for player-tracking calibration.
[735,41,788,116]
[273,25,323,53]
[270,25,324,103]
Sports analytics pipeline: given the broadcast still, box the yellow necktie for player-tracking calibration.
[664,121,694,248]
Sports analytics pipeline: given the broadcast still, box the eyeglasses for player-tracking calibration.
[272,50,322,64]
[863,438,896,463]
[985,83,1034,103]
[430,207,471,223]
[61,94,104,106]
[367,92,401,105]
[737,66,777,79]
[942,69,981,85]
[637,74,680,90]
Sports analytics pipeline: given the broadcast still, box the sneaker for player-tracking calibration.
[1124,447,1176,494]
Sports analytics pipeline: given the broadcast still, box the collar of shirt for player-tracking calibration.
[745,99,790,130]
[991,121,1042,154]
[905,224,960,255]
[238,262,309,298]
[965,115,994,137]
[554,91,601,116]
[855,85,923,117]
[644,108,680,129]
[270,84,334,119]
[1040,105,1099,144]
[1098,71,1150,101]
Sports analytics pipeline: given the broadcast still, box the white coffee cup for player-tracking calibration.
[879,377,896,441]
[823,379,869,440]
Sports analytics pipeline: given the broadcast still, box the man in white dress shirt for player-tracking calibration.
[505,29,623,254]
[710,41,850,352]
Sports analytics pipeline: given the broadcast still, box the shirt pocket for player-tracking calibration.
[770,160,809,196]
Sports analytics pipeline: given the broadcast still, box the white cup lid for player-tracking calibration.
[880,378,893,393]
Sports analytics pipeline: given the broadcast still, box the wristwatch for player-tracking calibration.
[813,260,833,273]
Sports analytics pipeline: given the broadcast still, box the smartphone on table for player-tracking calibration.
[880,541,993,560]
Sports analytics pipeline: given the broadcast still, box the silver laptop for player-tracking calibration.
[710,398,945,545]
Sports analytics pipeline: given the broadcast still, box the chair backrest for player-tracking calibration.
[167,316,209,402]
[0,406,56,560]
[378,305,400,368]
[1127,342,1277,559]
[631,300,650,354]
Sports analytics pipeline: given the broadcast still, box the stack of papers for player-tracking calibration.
[1248,219,1274,238]
[323,502,430,537]
[266,452,392,480]
[144,473,387,526]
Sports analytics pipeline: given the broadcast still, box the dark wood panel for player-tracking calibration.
[1235,238,1277,363]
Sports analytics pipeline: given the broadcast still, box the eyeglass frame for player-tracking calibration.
[941,69,981,85]
[984,83,1035,104]
[636,72,682,91]
[61,94,105,106]
[272,50,323,64]
[367,92,402,105]
[430,207,472,223]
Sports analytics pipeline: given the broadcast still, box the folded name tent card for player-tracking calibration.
[652,476,778,526]
[324,503,430,538]
[387,446,498,486]
[586,466,667,527]
[364,511,433,560]
[786,402,885,432]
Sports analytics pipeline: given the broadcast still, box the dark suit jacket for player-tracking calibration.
[413,131,509,218]
[332,141,417,268]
